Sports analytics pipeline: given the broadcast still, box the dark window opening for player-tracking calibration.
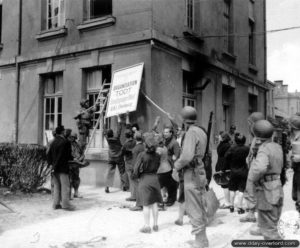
[248,94,258,114]
[249,20,256,65]
[85,0,112,20]
[0,4,2,43]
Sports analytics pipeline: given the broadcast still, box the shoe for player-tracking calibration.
[126,197,136,202]
[166,201,175,207]
[62,205,76,211]
[122,186,129,192]
[74,193,83,198]
[229,206,234,213]
[153,225,159,232]
[105,187,109,193]
[53,204,62,210]
[140,226,151,233]
[219,204,231,209]
[175,219,183,226]
[240,212,256,223]
[237,208,245,214]
[129,206,143,211]
[249,228,263,236]
[158,203,166,211]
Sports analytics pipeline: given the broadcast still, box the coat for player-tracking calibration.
[247,140,283,211]
[47,135,73,174]
[215,141,231,172]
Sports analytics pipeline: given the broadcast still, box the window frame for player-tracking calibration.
[84,0,113,21]
[45,0,66,31]
[223,0,234,54]
[43,73,63,145]
[185,0,194,30]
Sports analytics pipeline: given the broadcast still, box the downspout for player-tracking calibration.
[14,0,22,143]
[263,0,267,117]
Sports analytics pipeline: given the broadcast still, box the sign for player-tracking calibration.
[106,63,144,117]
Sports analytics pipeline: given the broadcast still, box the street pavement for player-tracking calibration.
[0,170,295,248]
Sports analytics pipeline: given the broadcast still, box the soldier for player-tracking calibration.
[289,115,300,212]
[174,106,208,248]
[240,111,264,226]
[68,132,84,198]
[245,120,283,240]
[74,99,95,151]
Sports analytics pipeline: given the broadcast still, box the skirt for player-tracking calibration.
[138,174,163,206]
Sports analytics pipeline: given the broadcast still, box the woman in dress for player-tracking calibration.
[133,136,163,233]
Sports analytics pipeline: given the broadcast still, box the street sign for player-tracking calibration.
[106,63,144,118]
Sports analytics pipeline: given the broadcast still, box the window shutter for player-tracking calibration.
[41,0,47,30]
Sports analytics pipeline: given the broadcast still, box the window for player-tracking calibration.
[182,70,196,107]
[43,73,63,143]
[42,0,65,30]
[248,93,258,114]
[223,0,234,54]
[84,0,112,21]
[84,65,111,150]
[222,85,234,131]
[249,20,256,65]
[185,0,194,30]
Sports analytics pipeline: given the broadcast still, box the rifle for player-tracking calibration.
[280,131,288,186]
[203,111,213,186]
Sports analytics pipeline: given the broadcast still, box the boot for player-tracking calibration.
[239,211,256,223]
[249,227,263,236]
[194,231,209,248]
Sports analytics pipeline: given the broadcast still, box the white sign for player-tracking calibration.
[106,63,144,117]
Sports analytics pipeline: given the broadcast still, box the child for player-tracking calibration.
[133,136,162,233]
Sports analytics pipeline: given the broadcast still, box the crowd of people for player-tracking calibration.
[46,98,300,247]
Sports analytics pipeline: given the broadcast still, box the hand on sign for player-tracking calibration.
[291,154,300,163]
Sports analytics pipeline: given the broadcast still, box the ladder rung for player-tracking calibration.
[102,83,111,87]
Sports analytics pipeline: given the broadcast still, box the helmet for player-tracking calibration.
[181,106,197,123]
[134,131,143,141]
[248,112,264,126]
[290,115,300,130]
[80,99,89,107]
[252,120,274,139]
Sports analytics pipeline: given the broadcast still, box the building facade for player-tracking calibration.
[0,0,268,184]
[274,80,300,118]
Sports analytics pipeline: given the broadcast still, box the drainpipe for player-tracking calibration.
[263,0,267,117]
[14,0,22,143]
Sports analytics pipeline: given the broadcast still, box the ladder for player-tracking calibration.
[84,81,111,156]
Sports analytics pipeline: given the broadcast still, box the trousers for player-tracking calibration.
[244,179,257,211]
[184,167,208,235]
[258,204,283,240]
[52,172,71,208]
[292,170,300,209]
[157,171,178,203]
[105,160,129,188]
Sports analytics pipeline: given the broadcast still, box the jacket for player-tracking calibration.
[104,123,123,162]
[47,135,73,174]
[247,140,284,210]
[215,141,231,172]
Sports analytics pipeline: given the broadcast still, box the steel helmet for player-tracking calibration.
[290,115,300,130]
[252,120,274,139]
[248,112,264,126]
[181,106,197,123]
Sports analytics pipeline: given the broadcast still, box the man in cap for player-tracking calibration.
[68,131,84,198]
[228,124,237,144]
[47,125,75,211]
[240,112,264,225]
[174,106,208,248]
[74,99,95,151]
[289,115,300,212]
[245,120,283,240]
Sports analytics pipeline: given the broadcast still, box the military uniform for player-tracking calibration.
[291,132,300,211]
[246,140,283,240]
[70,139,84,194]
[175,125,208,246]
[75,104,95,150]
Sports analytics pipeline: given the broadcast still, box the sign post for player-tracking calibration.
[106,63,144,118]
